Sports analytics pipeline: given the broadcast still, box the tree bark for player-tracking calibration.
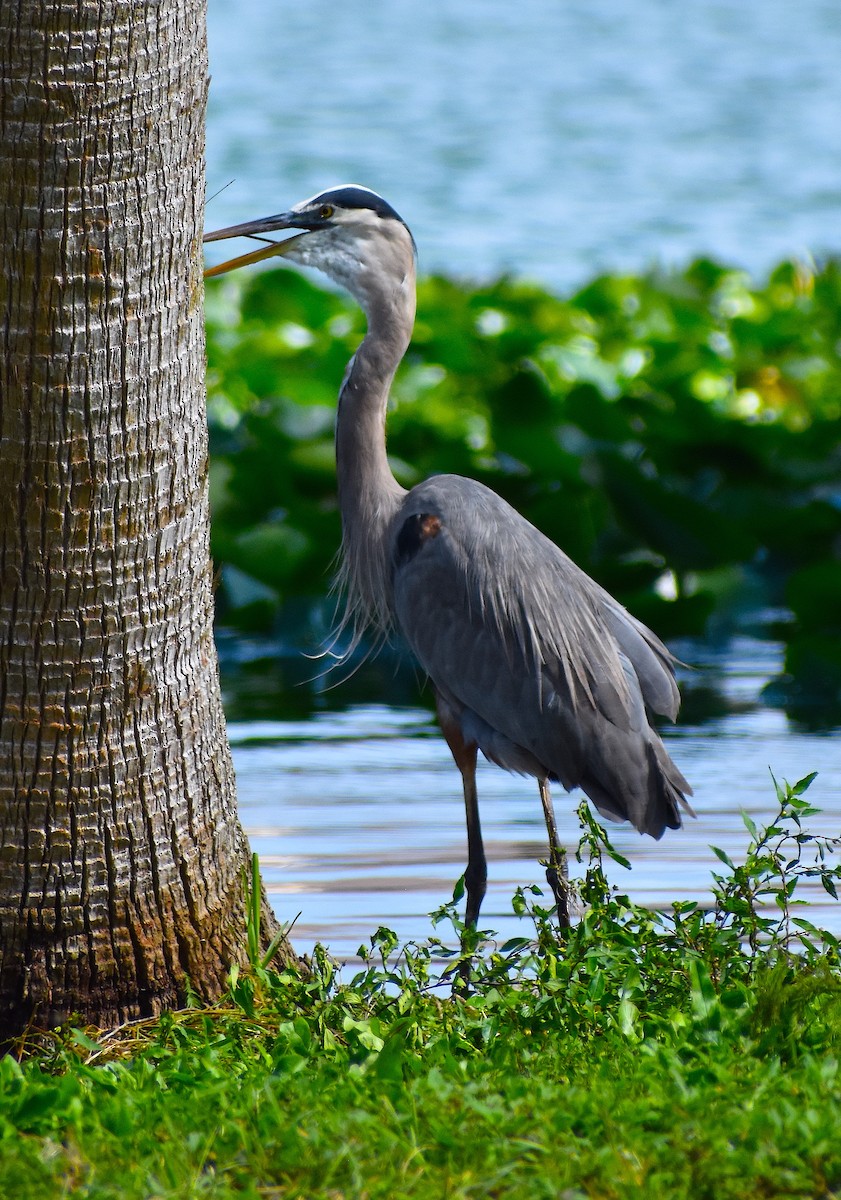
[0,0,291,1036]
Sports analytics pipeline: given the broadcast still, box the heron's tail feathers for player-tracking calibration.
[578,733,694,841]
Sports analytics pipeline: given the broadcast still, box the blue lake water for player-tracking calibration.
[223,637,841,961]
[206,0,841,288]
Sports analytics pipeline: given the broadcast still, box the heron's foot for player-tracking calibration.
[543,849,571,931]
[453,950,473,997]
[452,919,483,997]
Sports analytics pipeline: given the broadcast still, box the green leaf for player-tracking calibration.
[741,812,758,840]
[70,1028,102,1055]
[792,772,819,796]
[617,998,640,1039]
[711,846,735,870]
[499,937,531,955]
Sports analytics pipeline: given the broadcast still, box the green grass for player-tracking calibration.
[2,775,841,1199]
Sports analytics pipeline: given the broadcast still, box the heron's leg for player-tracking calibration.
[459,749,486,929]
[436,698,486,927]
[538,778,570,929]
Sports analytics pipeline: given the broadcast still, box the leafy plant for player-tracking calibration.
[3,774,841,1198]
[1,776,840,1197]
[205,259,841,717]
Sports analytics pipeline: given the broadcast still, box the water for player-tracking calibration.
[224,637,841,962]
[206,0,841,288]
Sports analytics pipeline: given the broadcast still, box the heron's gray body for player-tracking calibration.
[390,473,688,838]
[204,183,693,925]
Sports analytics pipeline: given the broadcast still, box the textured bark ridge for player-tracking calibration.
[0,0,289,1035]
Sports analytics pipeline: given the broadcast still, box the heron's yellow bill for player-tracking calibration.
[203,232,306,279]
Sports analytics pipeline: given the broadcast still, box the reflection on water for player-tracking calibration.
[224,637,841,961]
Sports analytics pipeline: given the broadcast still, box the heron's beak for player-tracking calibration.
[203,213,307,279]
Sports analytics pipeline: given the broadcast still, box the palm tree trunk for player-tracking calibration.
[0,0,292,1036]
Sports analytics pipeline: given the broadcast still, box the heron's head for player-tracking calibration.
[204,185,417,319]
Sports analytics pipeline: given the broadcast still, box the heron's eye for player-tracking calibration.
[319,204,335,219]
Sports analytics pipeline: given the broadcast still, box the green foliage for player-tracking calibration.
[206,258,841,712]
[3,776,841,1198]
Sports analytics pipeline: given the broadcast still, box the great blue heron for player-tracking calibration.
[204,185,694,928]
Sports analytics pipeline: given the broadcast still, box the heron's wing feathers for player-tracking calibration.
[391,476,692,837]
[600,605,681,720]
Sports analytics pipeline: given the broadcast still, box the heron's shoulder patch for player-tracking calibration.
[394,512,443,568]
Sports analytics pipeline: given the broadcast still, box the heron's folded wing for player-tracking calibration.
[390,475,691,834]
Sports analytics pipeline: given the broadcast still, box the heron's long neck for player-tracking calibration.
[335,287,414,635]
